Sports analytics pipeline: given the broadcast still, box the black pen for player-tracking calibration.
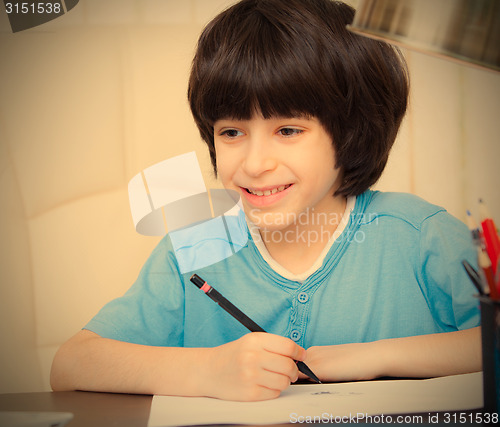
[190,274,321,384]
[461,259,486,296]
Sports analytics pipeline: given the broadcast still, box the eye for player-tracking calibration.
[219,129,244,138]
[278,127,303,137]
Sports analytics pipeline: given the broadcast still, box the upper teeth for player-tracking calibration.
[248,185,289,196]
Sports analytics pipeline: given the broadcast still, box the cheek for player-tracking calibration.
[302,146,337,176]
[214,147,236,185]
[304,147,340,191]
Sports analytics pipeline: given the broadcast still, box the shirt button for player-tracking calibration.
[290,330,302,341]
[297,292,309,303]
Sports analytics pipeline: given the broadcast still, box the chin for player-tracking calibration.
[247,211,294,232]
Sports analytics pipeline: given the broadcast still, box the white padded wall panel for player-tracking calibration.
[29,189,159,348]
[372,114,413,194]
[141,0,192,25]
[462,67,500,221]
[0,31,126,218]
[409,51,465,220]
[193,0,238,25]
[84,0,136,25]
[0,139,44,393]
[124,26,201,175]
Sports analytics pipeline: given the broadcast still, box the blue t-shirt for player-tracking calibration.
[84,190,480,349]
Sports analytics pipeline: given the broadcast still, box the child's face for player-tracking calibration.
[213,114,344,232]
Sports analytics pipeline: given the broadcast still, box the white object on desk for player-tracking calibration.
[148,372,482,426]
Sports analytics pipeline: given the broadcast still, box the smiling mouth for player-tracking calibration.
[244,184,292,196]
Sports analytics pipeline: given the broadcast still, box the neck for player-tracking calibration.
[259,196,347,274]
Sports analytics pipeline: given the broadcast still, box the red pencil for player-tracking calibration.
[479,199,500,277]
[495,258,500,293]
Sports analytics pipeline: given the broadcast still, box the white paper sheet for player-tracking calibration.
[148,372,483,426]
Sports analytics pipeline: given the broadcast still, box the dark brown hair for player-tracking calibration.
[188,0,409,196]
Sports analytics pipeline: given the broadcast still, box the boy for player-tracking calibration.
[51,0,481,401]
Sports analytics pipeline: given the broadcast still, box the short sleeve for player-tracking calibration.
[418,211,480,331]
[84,235,185,346]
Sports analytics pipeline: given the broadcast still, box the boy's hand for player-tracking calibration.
[300,328,481,382]
[298,343,379,383]
[200,332,306,401]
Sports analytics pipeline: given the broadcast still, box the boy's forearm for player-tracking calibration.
[373,326,482,378]
[52,330,305,401]
[304,327,481,383]
[50,330,207,396]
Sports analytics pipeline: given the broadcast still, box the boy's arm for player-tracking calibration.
[50,329,206,396]
[50,329,305,401]
[303,327,481,382]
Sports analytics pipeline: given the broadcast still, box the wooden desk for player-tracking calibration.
[0,391,152,427]
[0,391,484,427]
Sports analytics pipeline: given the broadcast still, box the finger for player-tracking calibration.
[260,376,292,395]
[261,352,300,382]
[297,371,308,381]
[255,368,294,394]
[238,384,282,402]
[259,334,306,361]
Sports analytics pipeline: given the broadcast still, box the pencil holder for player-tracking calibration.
[479,296,500,414]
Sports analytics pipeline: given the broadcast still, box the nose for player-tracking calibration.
[241,136,278,177]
